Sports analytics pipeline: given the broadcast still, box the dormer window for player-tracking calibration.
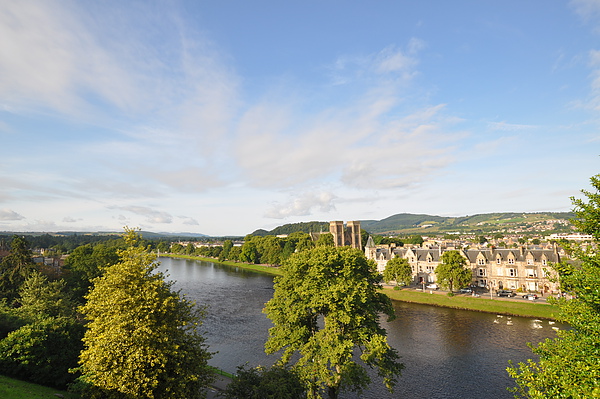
[478,258,485,265]
[508,258,515,265]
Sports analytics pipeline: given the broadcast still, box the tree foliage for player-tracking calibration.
[507,173,600,398]
[78,228,213,399]
[434,250,471,292]
[264,246,403,399]
[223,364,306,399]
[62,243,120,303]
[383,256,412,286]
[0,236,36,303]
[0,316,84,389]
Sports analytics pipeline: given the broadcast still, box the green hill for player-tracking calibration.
[254,212,575,236]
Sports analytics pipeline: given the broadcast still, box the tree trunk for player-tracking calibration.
[327,385,339,399]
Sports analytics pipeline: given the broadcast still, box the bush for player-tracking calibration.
[0,317,84,388]
[223,364,306,399]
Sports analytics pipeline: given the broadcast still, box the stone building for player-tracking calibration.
[330,221,362,249]
[365,238,561,293]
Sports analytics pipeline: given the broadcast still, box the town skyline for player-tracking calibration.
[1,1,599,236]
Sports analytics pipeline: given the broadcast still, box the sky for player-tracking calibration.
[1,0,600,236]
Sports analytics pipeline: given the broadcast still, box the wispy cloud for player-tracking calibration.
[265,192,337,219]
[112,205,173,224]
[487,121,539,131]
[0,209,24,221]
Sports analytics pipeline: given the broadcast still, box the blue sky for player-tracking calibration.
[1,0,599,236]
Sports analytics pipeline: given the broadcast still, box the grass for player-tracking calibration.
[0,375,78,399]
[383,288,560,319]
[163,254,284,276]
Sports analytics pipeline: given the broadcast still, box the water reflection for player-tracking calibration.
[157,257,564,399]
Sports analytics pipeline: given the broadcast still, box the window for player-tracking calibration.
[478,258,486,265]
[526,268,537,278]
[542,259,547,266]
[508,258,515,265]
[527,259,533,265]
[478,268,486,277]
[497,258,502,264]
[509,268,517,277]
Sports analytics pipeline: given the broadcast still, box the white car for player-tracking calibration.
[426,283,439,290]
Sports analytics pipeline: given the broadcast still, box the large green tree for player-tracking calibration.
[434,250,471,292]
[383,256,413,286]
[507,173,600,398]
[63,243,120,303]
[264,246,403,399]
[0,236,36,303]
[78,228,213,399]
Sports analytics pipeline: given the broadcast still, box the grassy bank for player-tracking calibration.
[384,288,559,319]
[162,254,284,276]
[0,375,78,399]
[164,254,558,319]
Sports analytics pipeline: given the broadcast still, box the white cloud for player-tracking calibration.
[571,0,600,24]
[0,1,139,116]
[0,209,24,221]
[113,206,173,224]
[179,216,199,226]
[487,121,538,131]
[265,192,337,219]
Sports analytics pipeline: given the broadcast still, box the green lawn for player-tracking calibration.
[383,288,559,319]
[0,375,78,399]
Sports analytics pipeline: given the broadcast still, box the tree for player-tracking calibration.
[507,173,600,398]
[434,250,471,292]
[0,236,36,303]
[315,232,334,247]
[223,364,306,399]
[219,239,233,261]
[78,228,213,399]
[17,271,76,321]
[0,271,84,388]
[264,246,403,399]
[240,240,259,264]
[63,243,119,303]
[0,316,84,389]
[383,256,412,286]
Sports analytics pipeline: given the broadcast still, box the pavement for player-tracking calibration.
[205,374,232,399]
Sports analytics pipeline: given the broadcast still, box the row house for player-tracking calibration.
[365,237,561,293]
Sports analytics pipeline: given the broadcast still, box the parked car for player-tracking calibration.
[459,287,473,293]
[497,290,516,297]
[426,283,439,290]
[522,293,538,300]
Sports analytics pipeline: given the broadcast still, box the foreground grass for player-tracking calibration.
[384,287,559,319]
[167,254,558,319]
[0,375,78,399]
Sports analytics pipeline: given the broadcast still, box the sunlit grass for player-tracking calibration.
[0,375,78,399]
[383,287,559,319]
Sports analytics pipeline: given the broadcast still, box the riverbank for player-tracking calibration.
[164,254,559,320]
[383,287,559,319]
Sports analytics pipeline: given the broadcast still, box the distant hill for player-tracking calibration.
[252,221,330,236]
[253,212,576,236]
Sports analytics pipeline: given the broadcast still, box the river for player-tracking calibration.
[157,257,564,399]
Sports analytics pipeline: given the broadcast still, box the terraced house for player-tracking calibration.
[365,238,561,294]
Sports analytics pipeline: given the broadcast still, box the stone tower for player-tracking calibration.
[329,221,362,249]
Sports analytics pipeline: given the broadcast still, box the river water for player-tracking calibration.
[157,257,564,399]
